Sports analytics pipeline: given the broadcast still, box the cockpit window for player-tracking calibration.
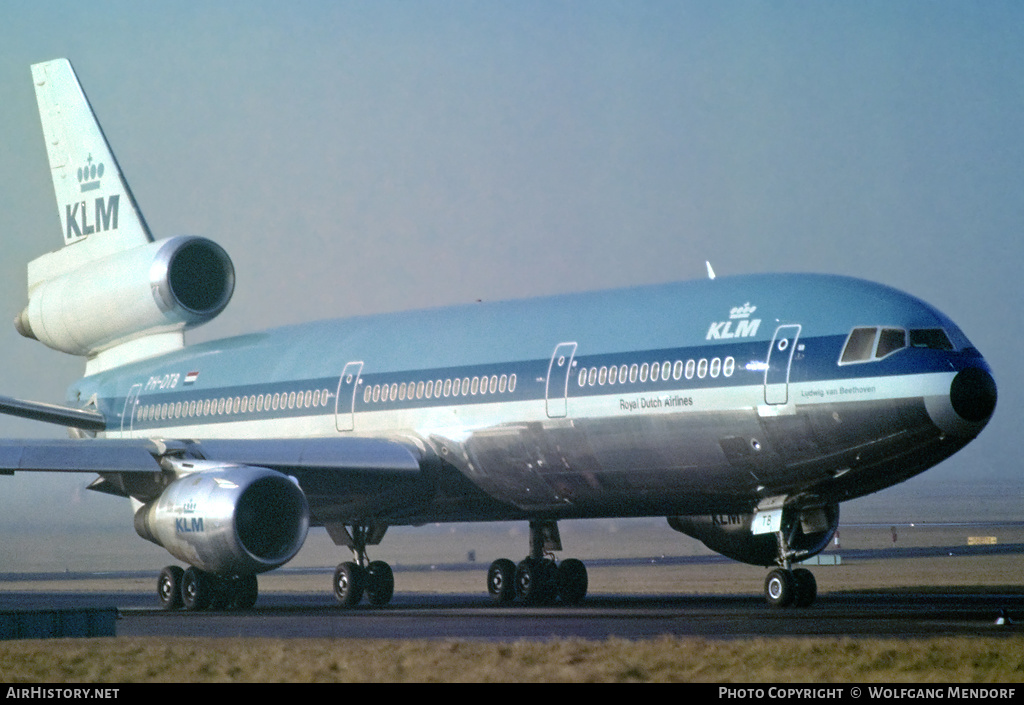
[876,328,907,358]
[909,328,953,351]
[840,327,878,364]
[839,326,908,365]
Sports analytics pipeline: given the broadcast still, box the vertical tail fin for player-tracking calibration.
[19,60,234,375]
[31,58,152,250]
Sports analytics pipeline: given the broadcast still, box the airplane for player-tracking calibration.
[0,58,997,611]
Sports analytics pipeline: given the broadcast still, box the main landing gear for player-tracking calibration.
[330,523,396,608]
[157,565,259,611]
[487,520,588,606]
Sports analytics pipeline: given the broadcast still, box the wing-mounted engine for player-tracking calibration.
[15,236,234,371]
[668,503,839,567]
[133,462,309,577]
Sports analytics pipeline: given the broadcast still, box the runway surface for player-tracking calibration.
[0,589,1021,641]
[2,544,1021,641]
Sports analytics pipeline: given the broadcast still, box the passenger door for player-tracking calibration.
[764,325,801,405]
[545,342,577,418]
[335,361,364,431]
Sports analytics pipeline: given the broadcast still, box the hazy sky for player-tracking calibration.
[0,2,1021,569]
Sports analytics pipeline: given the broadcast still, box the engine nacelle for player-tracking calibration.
[16,236,234,356]
[668,504,839,566]
[134,464,310,577]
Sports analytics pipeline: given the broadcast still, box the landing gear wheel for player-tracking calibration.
[181,566,215,612]
[365,561,394,607]
[334,561,366,607]
[222,575,259,610]
[792,568,817,608]
[157,566,184,610]
[764,568,795,609]
[556,558,588,605]
[487,558,517,604]
[516,558,557,605]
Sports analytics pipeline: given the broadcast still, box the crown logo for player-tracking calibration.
[77,154,104,192]
[729,303,757,319]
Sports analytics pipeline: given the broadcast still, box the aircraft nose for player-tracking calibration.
[950,367,997,423]
[925,365,996,437]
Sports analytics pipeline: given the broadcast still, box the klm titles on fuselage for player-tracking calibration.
[706,303,761,341]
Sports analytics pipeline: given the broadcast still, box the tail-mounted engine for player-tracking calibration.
[133,463,310,577]
[668,504,839,566]
[15,236,234,358]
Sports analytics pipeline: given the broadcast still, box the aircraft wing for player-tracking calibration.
[0,436,422,476]
[182,437,423,476]
[0,438,161,473]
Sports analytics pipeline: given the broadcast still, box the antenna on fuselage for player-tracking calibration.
[706,261,716,280]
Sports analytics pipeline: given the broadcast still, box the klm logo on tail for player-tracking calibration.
[65,196,119,240]
[78,154,104,191]
[65,155,119,240]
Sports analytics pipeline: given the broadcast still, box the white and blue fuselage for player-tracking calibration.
[73,272,995,526]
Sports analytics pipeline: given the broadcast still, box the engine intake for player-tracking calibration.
[16,236,234,356]
[134,464,309,576]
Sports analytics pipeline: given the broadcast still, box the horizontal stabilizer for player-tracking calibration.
[0,395,107,431]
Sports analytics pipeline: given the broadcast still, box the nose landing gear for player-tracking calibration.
[764,566,817,609]
[760,502,827,609]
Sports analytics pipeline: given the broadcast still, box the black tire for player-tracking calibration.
[556,558,588,605]
[792,568,817,608]
[365,561,394,607]
[181,566,214,612]
[222,574,259,610]
[516,558,557,605]
[334,561,366,607]
[157,566,184,610]
[764,568,795,609]
[487,558,517,604]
